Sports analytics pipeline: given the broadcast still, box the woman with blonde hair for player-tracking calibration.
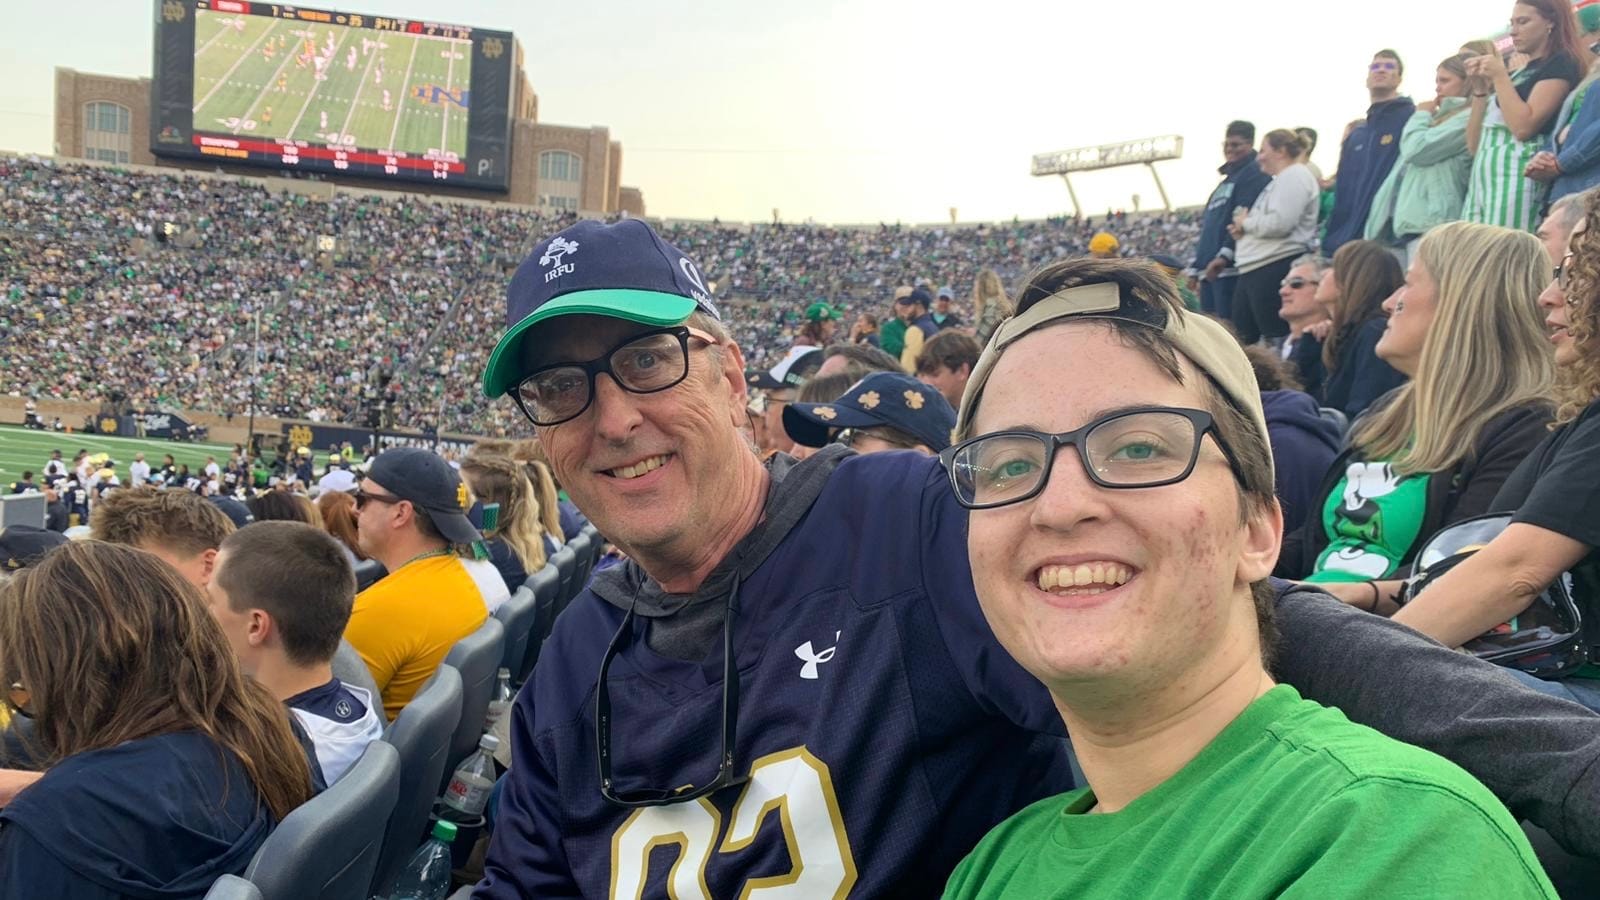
[512,439,574,544]
[0,541,316,894]
[1277,221,1556,605]
[460,453,551,592]
[1387,191,1600,710]
[971,268,1012,346]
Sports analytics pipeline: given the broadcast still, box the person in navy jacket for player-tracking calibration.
[1189,120,1270,320]
[469,220,1600,898]
[1323,50,1417,254]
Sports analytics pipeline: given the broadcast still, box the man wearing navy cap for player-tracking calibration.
[344,447,492,719]
[784,371,955,455]
[474,224,1600,898]
[895,287,941,372]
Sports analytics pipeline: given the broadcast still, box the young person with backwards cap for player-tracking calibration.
[470,220,1600,899]
[938,258,1554,898]
[346,447,492,719]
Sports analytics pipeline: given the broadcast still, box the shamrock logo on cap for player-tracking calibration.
[859,391,880,410]
[813,406,837,421]
[904,390,925,410]
[540,236,580,267]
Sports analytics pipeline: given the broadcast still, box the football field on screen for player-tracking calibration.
[191,10,470,160]
[0,427,235,485]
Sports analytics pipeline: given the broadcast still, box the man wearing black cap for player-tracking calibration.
[897,287,941,372]
[474,224,1600,898]
[345,447,492,720]
[744,345,823,456]
[0,525,68,576]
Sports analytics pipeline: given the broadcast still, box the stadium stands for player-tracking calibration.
[1,155,1200,438]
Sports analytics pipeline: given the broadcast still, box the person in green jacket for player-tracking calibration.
[1365,54,1475,262]
[877,285,914,359]
[940,257,1556,900]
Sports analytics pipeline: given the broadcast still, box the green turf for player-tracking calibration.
[0,425,237,487]
[192,10,469,160]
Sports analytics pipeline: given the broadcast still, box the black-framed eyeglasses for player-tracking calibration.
[1556,251,1575,293]
[597,573,743,807]
[352,488,403,511]
[1280,276,1320,290]
[512,326,720,427]
[939,407,1244,510]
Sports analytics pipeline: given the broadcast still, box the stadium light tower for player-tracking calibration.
[1031,136,1184,217]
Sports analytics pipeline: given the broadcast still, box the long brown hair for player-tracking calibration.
[1521,0,1588,71]
[1557,189,1600,424]
[0,541,314,821]
[1324,240,1404,370]
[316,489,367,560]
[459,454,548,573]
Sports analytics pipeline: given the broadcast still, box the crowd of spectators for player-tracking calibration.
[0,154,1201,437]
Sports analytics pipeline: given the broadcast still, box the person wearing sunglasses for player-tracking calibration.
[1322,51,1416,256]
[940,258,1554,899]
[1389,189,1600,713]
[344,447,492,720]
[1276,254,1331,398]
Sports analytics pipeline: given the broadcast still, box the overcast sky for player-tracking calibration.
[0,0,1520,222]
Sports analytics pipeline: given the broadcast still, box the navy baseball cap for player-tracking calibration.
[364,448,481,546]
[783,372,957,451]
[1,525,68,571]
[482,219,722,398]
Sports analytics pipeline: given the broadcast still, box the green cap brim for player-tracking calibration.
[481,289,699,398]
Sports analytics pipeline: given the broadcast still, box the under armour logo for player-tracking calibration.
[794,632,841,680]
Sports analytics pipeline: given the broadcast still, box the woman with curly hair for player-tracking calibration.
[0,541,316,895]
[1390,187,1600,711]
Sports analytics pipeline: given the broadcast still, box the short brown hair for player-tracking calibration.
[1003,257,1280,661]
[90,487,235,557]
[915,330,982,376]
[217,522,355,667]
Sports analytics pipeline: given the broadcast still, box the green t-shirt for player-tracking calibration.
[1305,458,1430,583]
[944,686,1554,900]
[879,318,908,358]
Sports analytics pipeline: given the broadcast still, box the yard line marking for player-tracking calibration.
[384,34,420,152]
[193,18,279,113]
[286,26,355,140]
[335,29,383,148]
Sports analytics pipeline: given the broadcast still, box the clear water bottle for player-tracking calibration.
[440,733,499,821]
[485,667,513,729]
[386,819,456,900]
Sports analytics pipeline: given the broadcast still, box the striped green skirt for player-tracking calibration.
[1463,123,1548,232]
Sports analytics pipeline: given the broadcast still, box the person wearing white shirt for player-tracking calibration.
[317,465,358,495]
[1228,129,1322,346]
[129,454,152,486]
[204,457,222,480]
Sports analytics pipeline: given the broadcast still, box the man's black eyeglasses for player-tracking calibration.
[597,573,743,807]
[353,488,403,510]
[513,326,721,427]
[939,407,1243,510]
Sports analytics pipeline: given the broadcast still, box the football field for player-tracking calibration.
[191,10,470,159]
[0,426,235,486]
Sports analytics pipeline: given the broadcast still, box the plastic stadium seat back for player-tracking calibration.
[549,545,577,609]
[331,638,381,703]
[241,740,400,900]
[520,564,561,683]
[353,558,388,592]
[204,875,263,900]
[440,616,506,788]
[493,586,537,682]
[372,665,463,896]
[566,531,593,596]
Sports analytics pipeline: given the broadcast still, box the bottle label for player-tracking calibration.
[443,774,493,817]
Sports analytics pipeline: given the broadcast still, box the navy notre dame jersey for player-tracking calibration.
[477,452,1073,898]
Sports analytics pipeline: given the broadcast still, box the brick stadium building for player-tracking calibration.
[54,36,645,216]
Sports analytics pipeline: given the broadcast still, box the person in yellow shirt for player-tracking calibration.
[347,448,490,719]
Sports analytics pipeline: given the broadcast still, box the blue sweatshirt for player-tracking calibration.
[0,731,273,899]
[1323,96,1417,254]
[1192,152,1271,273]
[474,451,1073,898]
[1262,389,1344,534]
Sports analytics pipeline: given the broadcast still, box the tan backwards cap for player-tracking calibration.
[955,280,1272,482]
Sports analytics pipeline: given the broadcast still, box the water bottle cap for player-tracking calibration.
[432,820,458,843]
[479,733,500,752]
[497,667,510,678]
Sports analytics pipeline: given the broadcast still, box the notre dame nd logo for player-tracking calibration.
[412,84,470,109]
[288,425,314,450]
[456,482,469,509]
[98,418,118,434]
[162,0,185,22]
[482,38,503,60]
